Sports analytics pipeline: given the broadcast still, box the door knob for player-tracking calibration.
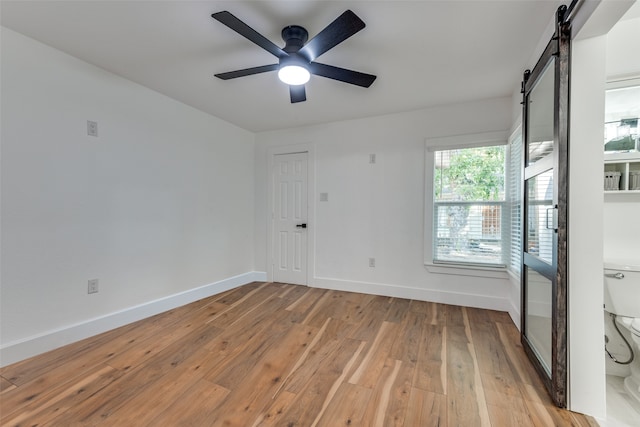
[296,223,307,228]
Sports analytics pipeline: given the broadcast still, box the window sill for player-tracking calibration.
[425,262,509,279]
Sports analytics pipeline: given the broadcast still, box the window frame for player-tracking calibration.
[424,131,509,276]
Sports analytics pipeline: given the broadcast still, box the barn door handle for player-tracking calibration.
[296,223,307,228]
[545,206,558,232]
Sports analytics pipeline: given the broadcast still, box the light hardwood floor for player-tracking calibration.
[0,282,598,426]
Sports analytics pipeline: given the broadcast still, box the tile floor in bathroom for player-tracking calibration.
[606,375,640,426]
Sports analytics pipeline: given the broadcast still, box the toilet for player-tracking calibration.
[604,260,640,403]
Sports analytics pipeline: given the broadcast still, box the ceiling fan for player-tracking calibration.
[211,10,377,103]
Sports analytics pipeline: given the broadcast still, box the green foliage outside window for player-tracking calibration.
[435,146,505,201]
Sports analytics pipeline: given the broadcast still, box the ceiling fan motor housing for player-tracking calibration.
[281,25,309,54]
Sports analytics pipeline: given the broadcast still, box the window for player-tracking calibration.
[433,144,506,267]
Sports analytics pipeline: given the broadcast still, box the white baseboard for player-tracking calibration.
[508,272,521,330]
[509,299,521,331]
[311,276,511,313]
[0,271,267,367]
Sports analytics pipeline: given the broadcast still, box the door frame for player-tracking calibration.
[266,143,316,285]
[520,5,570,408]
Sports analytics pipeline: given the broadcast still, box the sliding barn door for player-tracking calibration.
[521,5,571,408]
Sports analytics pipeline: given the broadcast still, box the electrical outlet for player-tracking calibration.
[369,258,376,268]
[87,120,98,137]
[369,153,376,164]
[88,279,99,294]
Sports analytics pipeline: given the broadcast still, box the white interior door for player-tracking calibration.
[272,152,308,285]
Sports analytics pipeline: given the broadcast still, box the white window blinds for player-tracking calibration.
[433,145,506,267]
[508,130,523,274]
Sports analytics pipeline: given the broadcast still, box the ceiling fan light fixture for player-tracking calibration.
[278,65,310,85]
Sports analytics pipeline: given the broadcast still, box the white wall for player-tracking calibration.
[603,194,640,259]
[606,15,640,78]
[255,98,513,312]
[568,34,607,419]
[604,15,640,261]
[0,28,257,365]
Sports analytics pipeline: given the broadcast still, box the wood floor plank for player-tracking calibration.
[404,387,447,427]
[0,351,118,420]
[413,325,447,394]
[278,334,344,393]
[1,292,224,394]
[446,308,491,427]
[46,323,223,426]
[360,358,403,427]
[207,323,318,426]
[337,292,375,325]
[249,390,298,427]
[487,402,537,427]
[306,340,367,427]
[414,324,446,393]
[385,298,412,323]
[303,290,350,328]
[0,364,122,427]
[445,303,466,327]
[314,382,372,427]
[446,337,487,427]
[144,379,230,427]
[96,348,217,426]
[488,308,515,324]
[0,377,16,394]
[467,312,518,381]
[348,296,391,341]
[522,398,564,426]
[495,321,550,393]
[349,321,399,388]
[273,337,363,427]
[0,320,139,387]
[389,311,424,364]
[379,358,415,427]
[201,298,295,385]
[272,318,333,396]
[0,282,599,427]
[212,281,263,305]
[285,286,327,313]
[483,373,537,427]
[205,282,278,328]
[105,301,230,371]
[277,283,309,303]
[425,301,447,326]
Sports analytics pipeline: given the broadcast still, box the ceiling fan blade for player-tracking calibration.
[289,85,306,103]
[215,64,279,80]
[298,10,365,61]
[308,62,376,88]
[212,11,288,59]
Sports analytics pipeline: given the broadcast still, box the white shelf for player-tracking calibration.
[605,190,640,195]
[604,151,640,161]
[604,153,640,192]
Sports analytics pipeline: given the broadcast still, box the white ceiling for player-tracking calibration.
[2,1,570,132]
